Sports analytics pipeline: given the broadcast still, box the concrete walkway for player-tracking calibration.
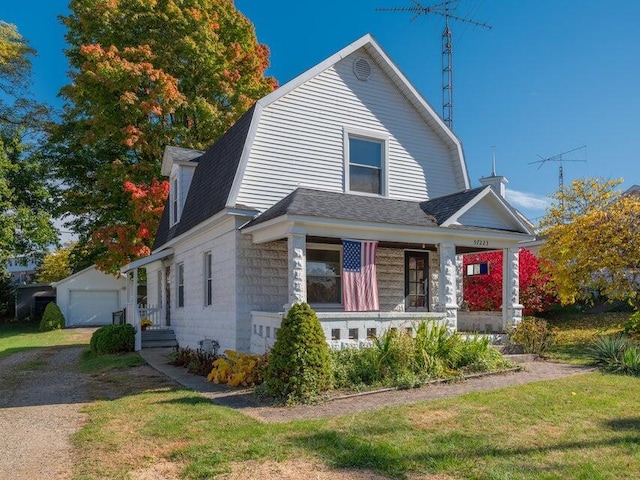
[139,348,595,423]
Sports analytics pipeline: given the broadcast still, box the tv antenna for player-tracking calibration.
[529,145,587,191]
[376,1,491,130]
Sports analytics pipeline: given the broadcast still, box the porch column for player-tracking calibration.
[287,233,307,307]
[502,247,523,329]
[132,267,141,351]
[438,242,458,329]
[455,254,464,307]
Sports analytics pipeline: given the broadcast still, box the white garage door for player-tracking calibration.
[68,290,119,326]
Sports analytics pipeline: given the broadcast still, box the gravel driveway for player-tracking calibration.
[0,346,89,480]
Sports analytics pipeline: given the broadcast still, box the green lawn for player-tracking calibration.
[74,372,640,479]
[0,323,94,361]
[5,315,639,479]
[544,312,628,364]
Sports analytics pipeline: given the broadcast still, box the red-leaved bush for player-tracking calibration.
[463,248,556,315]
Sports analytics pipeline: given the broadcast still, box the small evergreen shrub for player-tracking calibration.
[264,302,331,403]
[623,311,640,336]
[508,317,552,354]
[39,302,65,331]
[90,324,135,354]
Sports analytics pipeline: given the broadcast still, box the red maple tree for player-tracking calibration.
[91,178,169,274]
[463,248,556,315]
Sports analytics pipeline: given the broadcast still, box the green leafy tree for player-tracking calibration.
[540,178,640,309]
[48,0,277,272]
[37,244,74,283]
[0,22,56,265]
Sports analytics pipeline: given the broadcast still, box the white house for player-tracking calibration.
[54,266,126,327]
[121,34,534,353]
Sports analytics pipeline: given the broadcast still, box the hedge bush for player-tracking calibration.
[90,324,135,354]
[263,302,331,403]
[39,302,65,331]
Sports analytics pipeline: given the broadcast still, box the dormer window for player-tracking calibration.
[344,128,388,196]
[170,176,179,225]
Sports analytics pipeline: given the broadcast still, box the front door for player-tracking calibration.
[405,252,429,310]
[165,265,171,326]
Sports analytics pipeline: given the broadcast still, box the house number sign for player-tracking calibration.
[473,239,489,247]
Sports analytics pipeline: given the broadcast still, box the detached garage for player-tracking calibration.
[55,266,126,327]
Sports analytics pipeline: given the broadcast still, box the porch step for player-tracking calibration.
[141,328,177,348]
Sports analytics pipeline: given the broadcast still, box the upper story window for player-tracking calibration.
[307,246,341,304]
[344,128,388,196]
[170,176,179,225]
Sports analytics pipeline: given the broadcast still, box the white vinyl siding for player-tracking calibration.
[235,49,463,212]
[457,199,522,230]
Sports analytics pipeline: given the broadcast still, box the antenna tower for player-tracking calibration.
[529,145,587,191]
[376,1,491,130]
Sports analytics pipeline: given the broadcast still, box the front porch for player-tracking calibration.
[241,188,535,353]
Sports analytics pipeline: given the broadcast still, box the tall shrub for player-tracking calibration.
[39,302,65,331]
[264,302,330,403]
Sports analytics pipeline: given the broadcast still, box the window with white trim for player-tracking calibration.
[345,131,387,196]
[466,262,489,276]
[307,247,342,304]
[177,262,185,307]
[204,251,212,306]
[170,176,179,225]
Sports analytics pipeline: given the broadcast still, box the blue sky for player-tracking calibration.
[4,1,640,225]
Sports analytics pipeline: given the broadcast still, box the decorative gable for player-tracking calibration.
[441,188,532,233]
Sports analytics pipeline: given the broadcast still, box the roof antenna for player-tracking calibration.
[376,1,491,131]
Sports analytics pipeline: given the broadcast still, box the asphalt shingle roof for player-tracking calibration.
[153,105,256,249]
[243,187,491,230]
[419,187,486,224]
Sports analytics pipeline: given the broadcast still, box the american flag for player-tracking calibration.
[342,239,379,311]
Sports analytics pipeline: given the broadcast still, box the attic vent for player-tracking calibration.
[353,57,372,81]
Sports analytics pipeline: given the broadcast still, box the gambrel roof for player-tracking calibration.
[153,106,256,249]
[152,34,532,251]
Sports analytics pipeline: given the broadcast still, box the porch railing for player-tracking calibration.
[138,303,162,329]
[250,310,448,354]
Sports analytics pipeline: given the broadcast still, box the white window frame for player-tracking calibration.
[204,251,213,307]
[306,243,343,309]
[343,126,389,197]
[170,175,180,226]
[176,262,185,308]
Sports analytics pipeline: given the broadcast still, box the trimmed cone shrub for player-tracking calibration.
[90,324,135,354]
[264,302,331,403]
[39,302,65,331]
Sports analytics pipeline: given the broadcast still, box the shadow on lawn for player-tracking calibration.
[294,420,640,478]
